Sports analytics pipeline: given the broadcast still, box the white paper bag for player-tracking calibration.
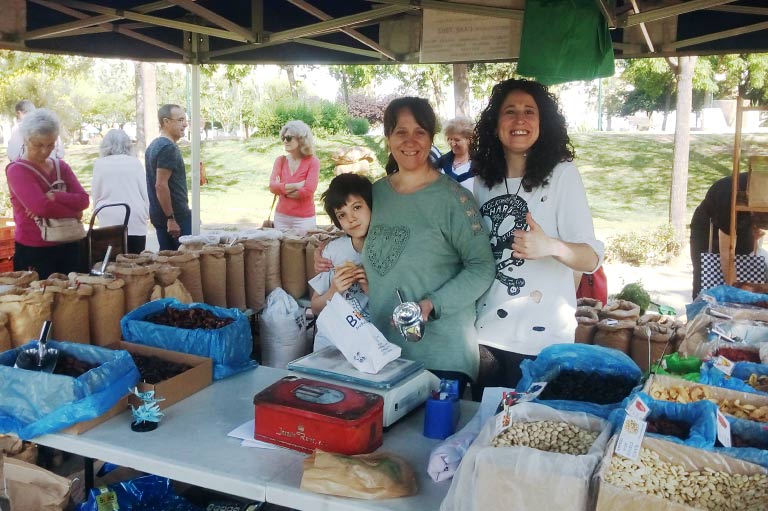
[316,293,401,374]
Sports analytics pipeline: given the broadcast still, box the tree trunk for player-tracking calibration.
[134,61,158,155]
[661,89,671,131]
[284,65,298,99]
[669,56,697,247]
[341,72,350,105]
[453,63,470,117]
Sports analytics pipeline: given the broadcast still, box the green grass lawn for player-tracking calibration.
[7,131,767,239]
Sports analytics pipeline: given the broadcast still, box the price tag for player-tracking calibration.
[713,355,735,376]
[615,416,647,461]
[523,381,547,401]
[716,410,732,448]
[625,395,651,421]
[96,489,118,511]
[605,319,619,326]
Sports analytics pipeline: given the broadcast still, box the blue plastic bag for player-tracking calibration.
[78,474,202,511]
[0,341,139,440]
[121,298,256,380]
[516,344,642,419]
[712,416,768,469]
[609,391,718,449]
[687,285,768,320]
[700,361,768,397]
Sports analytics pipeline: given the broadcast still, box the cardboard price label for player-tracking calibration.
[625,395,651,421]
[493,383,548,435]
[713,356,735,376]
[615,416,647,461]
[716,410,732,448]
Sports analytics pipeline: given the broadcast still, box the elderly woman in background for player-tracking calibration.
[471,78,604,397]
[436,116,475,190]
[268,120,320,233]
[91,129,150,254]
[5,108,89,278]
[364,97,495,394]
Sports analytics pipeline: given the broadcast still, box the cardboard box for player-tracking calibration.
[109,341,213,410]
[62,395,129,435]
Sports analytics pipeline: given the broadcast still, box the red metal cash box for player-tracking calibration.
[253,376,383,454]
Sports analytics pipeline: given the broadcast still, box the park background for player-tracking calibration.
[1,52,767,314]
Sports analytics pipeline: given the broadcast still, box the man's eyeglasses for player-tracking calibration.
[168,117,187,124]
[281,135,294,142]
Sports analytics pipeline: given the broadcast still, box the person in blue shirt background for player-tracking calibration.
[436,116,475,191]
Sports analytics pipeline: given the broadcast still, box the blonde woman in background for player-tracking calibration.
[91,128,149,253]
[268,120,320,233]
[436,116,475,191]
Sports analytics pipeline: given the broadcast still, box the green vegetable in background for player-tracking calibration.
[616,282,651,315]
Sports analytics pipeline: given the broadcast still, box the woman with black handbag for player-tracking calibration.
[5,108,89,278]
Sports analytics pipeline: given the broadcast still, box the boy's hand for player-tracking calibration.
[331,265,358,294]
[313,242,333,273]
[354,267,368,294]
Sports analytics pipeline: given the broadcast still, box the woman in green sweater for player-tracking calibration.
[363,97,495,392]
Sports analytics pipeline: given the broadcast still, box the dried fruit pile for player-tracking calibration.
[747,374,768,393]
[538,370,636,405]
[646,416,690,440]
[53,354,97,378]
[144,306,233,330]
[649,383,768,422]
[605,448,768,510]
[490,420,599,455]
[715,347,761,364]
[130,353,192,384]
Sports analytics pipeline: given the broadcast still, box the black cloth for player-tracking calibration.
[127,235,146,255]
[690,173,755,298]
[145,137,190,225]
[13,241,80,279]
[436,151,474,183]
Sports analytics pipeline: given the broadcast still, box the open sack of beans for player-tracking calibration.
[120,298,256,380]
[516,344,642,419]
[699,359,768,397]
[609,391,718,449]
[0,342,139,439]
[441,402,611,511]
[595,435,768,511]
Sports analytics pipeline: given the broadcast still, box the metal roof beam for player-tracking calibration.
[286,0,396,60]
[662,19,768,51]
[166,0,257,42]
[365,0,524,20]
[293,38,386,60]
[595,0,616,28]
[267,4,417,42]
[708,5,768,16]
[619,0,737,28]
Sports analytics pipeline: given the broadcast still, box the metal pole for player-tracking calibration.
[597,78,603,131]
[190,36,201,235]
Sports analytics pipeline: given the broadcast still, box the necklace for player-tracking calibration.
[504,177,524,197]
[452,157,469,170]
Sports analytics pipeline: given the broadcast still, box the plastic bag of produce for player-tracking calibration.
[699,360,768,397]
[609,392,718,449]
[517,344,642,418]
[301,450,417,500]
[78,474,201,511]
[120,298,256,380]
[258,288,307,368]
[0,341,139,439]
[441,402,611,511]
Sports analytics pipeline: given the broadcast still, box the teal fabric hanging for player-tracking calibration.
[517,0,615,85]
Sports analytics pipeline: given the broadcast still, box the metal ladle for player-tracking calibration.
[90,245,113,277]
[14,320,58,372]
[392,288,424,342]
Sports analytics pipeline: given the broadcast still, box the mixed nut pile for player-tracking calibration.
[490,420,600,456]
[605,448,768,510]
[649,383,768,422]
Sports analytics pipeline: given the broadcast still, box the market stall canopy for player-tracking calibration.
[0,0,766,66]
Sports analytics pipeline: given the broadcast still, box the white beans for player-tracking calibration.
[490,420,599,456]
[605,448,768,510]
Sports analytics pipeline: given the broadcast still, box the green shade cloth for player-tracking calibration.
[518,0,615,85]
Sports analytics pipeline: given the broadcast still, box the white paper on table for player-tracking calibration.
[227,419,280,450]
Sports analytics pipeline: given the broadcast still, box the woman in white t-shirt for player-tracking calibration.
[91,129,149,253]
[471,79,604,398]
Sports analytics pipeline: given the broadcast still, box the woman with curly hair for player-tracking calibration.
[471,78,604,395]
[269,120,320,233]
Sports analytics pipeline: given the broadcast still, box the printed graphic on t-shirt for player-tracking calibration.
[480,192,529,296]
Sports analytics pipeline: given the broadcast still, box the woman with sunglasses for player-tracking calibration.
[268,120,320,233]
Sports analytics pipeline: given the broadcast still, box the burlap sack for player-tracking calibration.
[0,270,39,288]
[243,239,267,311]
[334,160,370,176]
[305,237,320,282]
[116,253,153,265]
[200,244,227,307]
[150,265,193,303]
[577,297,603,311]
[31,280,93,344]
[264,238,282,294]
[630,322,674,372]
[593,318,636,355]
[69,274,125,346]
[599,300,641,322]
[107,263,155,314]
[154,250,203,302]
[0,311,10,352]
[281,236,308,300]
[0,289,53,348]
[225,243,247,310]
[575,307,599,344]
[4,456,71,511]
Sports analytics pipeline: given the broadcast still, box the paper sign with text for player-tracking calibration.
[615,416,647,461]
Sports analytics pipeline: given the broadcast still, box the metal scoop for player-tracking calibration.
[90,245,113,277]
[14,320,58,373]
[392,288,424,342]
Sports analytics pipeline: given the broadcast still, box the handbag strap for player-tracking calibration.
[11,158,64,192]
[267,194,278,222]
